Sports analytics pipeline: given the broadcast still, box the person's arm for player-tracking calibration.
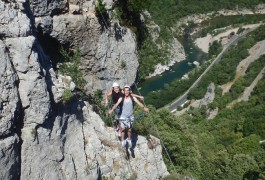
[109,97,122,114]
[104,91,112,105]
[131,93,144,101]
[133,97,149,112]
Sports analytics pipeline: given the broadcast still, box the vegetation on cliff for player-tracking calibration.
[138,0,265,79]
[188,24,265,101]
[134,68,265,179]
[132,24,265,179]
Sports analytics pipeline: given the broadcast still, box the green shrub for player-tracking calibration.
[31,128,36,136]
[237,26,245,34]
[90,89,112,126]
[62,89,73,103]
[59,48,86,90]
[95,0,107,17]
[120,60,126,69]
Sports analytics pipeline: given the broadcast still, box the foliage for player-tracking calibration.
[120,60,126,69]
[237,26,245,34]
[144,54,212,108]
[188,25,265,102]
[59,48,86,90]
[134,25,265,178]
[95,0,107,16]
[31,128,36,136]
[200,14,265,37]
[208,40,222,58]
[90,89,112,126]
[114,0,150,44]
[134,75,265,179]
[95,0,110,27]
[62,89,73,103]
[136,0,265,78]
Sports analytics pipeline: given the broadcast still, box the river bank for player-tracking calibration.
[137,31,206,96]
[195,23,263,53]
[138,4,265,96]
[175,4,265,34]
[146,38,186,78]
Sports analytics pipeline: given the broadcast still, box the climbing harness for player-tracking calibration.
[96,7,136,179]
[119,113,145,129]
[97,2,176,178]
[133,82,178,174]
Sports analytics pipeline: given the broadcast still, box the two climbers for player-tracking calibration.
[105,82,144,136]
[105,82,143,110]
[108,85,149,148]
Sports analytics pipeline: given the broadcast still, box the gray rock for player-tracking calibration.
[102,0,116,10]
[0,1,168,180]
[20,101,100,180]
[91,26,139,91]
[49,12,138,92]
[207,108,219,120]
[82,102,169,179]
[20,100,169,180]
[29,0,68,17]
[0,135,20,180]
[0,40,19,137]
[35,16,53,34]
[5,36,51,125]
[0,1,31,38]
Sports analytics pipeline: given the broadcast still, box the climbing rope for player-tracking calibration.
[97,1,176,177]
[133,82,178,174]
[96,4,136,179]
[119,49,168,177]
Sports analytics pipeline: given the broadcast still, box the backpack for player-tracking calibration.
[120,95,135,107]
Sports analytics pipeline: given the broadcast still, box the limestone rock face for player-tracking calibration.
[89,26,139,90]
[0,0,31,38]
[0,135,20,180]
[5,36,51,125]
[0,0,168,179]
[33,0,139,92]
[0,40,19,137]
[29,0,68,16]
[20,101,168,179]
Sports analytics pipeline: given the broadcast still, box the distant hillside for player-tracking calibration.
[138,0,265,78]
[134,24,265,179]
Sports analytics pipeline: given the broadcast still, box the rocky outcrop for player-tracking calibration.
[92,26,139,90]
[29,0,68,16]
[0,0,168,179]
[20,100,168,179]
[142,11,186,78]
[146,37,186,78]
[0,40,19,137]
[33,0,138,92]
[0,135,20,180]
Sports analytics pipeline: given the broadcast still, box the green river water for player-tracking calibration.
[136,35,206,96]
[136,14,265,96]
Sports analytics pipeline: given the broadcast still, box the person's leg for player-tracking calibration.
[120,121,126,148]
[121,128,125,141]
[127,128,132,140]
[126,128,132,148]
[118,121,121,136]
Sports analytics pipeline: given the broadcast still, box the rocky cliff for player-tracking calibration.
[0,0,168,179]
[32,0,138,92]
